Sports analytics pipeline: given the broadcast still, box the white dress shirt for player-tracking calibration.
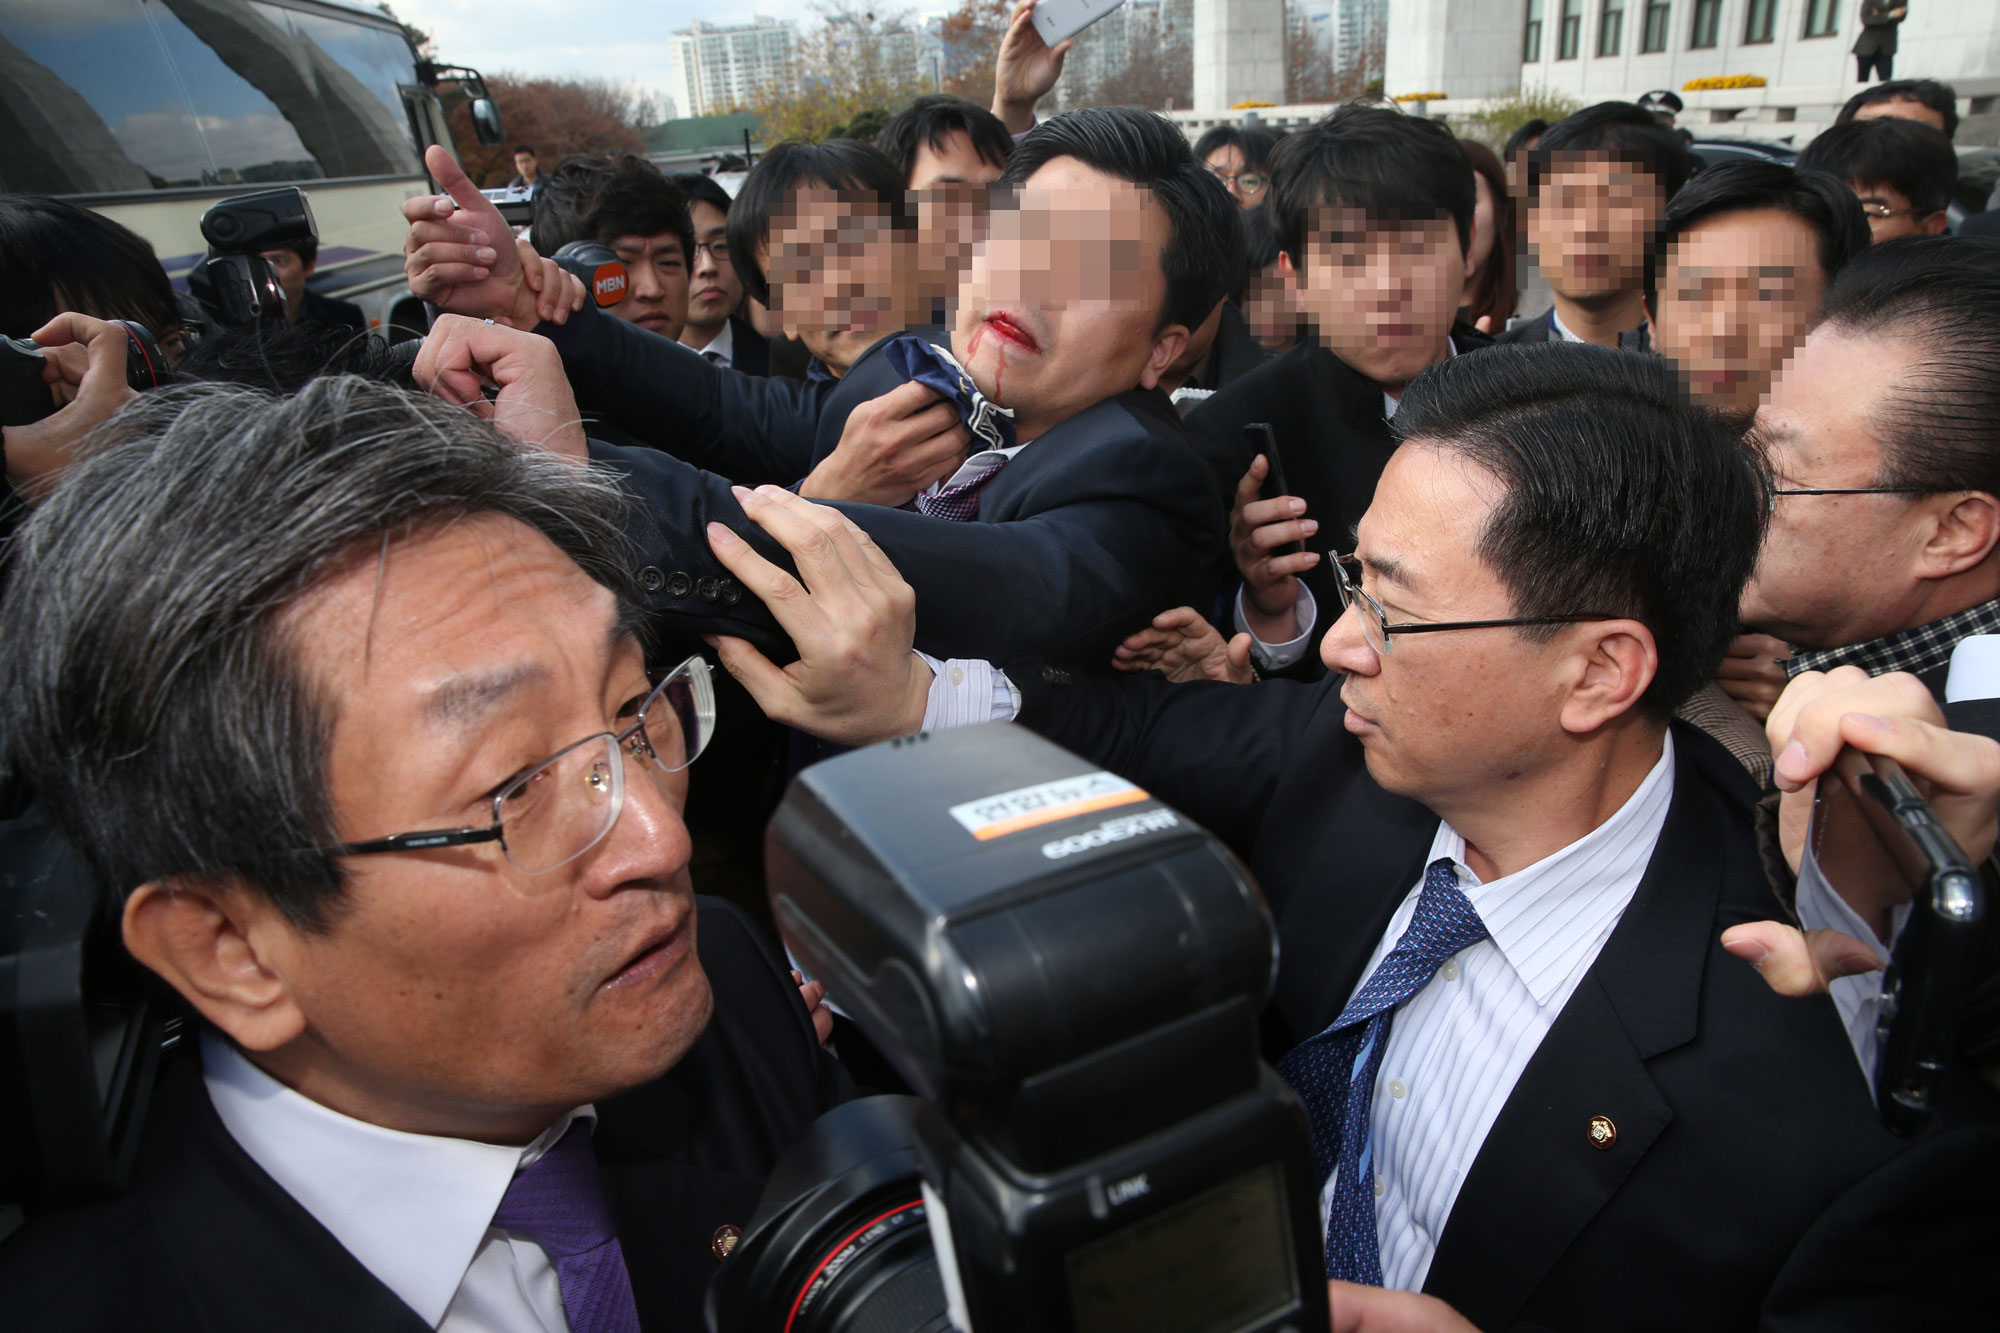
[202,1030,591,1331]
[1325,734,1675,1291]
[689,318,735,368]
[1794,840,1909,1085]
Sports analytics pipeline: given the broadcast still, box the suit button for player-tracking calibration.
[638,566,664,594]
[1040,665,1071,685]
[720,579,742,607]
[696,576,720,602]
[666,571,694,599]
[711,1224,742,1260]
[1587,1115,1617,1150]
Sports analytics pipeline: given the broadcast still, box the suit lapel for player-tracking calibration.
[1423,745,1721,1327]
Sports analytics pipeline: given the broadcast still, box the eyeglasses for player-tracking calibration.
[1207,167,1266,194]
[1330,553,1613,655]
[321,655,716,879]
[1768,485,1932,515]
[1857,202,1926,221]
[694,238,731,263]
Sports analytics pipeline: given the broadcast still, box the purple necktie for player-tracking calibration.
[491,1120,642,1333]
[914,459,1006,522]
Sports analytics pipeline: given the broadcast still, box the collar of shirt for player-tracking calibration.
[1382,336,1458,420]
[201,1029,593,1327]
[1423,732,1676,1005]
[1785,596,2000,682]
[691,317,735,368]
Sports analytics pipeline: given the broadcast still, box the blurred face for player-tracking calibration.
[260,515,709,1138]
[1288,207,1465,390]
[1652,207,1826,418]
[951,156,1184,442]
[1527,156,1665,301]
[1851,97,1949,136]
[1743,326,1934,647]
[260,247,310,323]
[514,152,538,181]
[1241,258,1299,351]
[1321,443,1582,807]
[1204,144,1267,209]
[766,184,914,376]
[607,233,689,341]
[684,200,743,337]
[909,130,1004,316]
[1848,179,1948,244]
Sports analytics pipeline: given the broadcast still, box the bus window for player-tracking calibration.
[145,2,325,186]
[252,4,421,179]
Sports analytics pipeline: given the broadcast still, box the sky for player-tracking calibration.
[390,0,943,117]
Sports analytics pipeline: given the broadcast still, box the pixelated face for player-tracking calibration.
[950,156,1179,440]
[260,247,309,319]
[1288,206,1465,389]
[1848,179,1944,243]
[1527,156,1665,300]
[766,183,912,376]
[685,200,743,332]
[909,130,1003,310]
[1652,207,1826,418]
[1742,325,1932,648]
[273,515,710,1128]
[607,233,689,341]
[1323,443,1593,803]
[1851,97,1949,137]
[1204,144,1267,209]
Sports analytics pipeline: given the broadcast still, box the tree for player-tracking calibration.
[447,75,649,186]
[1461,86,1583,150]
[935,0,1012,108]
[752,2,933,144]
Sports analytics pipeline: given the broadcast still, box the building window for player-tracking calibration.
[1743,0,1776,42]
[1599,0,1626,54]
[1558,0,1584,57]
[1642,0,1671,52]
[1801,0,1838,37]
[1524,0,1545,61]
[1689,0,1721,48]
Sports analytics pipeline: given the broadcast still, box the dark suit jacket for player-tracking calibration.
[0,898,852,1332]
[722,314,770,377]
[300,287,366,333]
[1004,665,2000,1331]
[1494,308,1652,352]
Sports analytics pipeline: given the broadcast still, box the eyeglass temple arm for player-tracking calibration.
[325,826,504,857]
[1389,614,1615,634]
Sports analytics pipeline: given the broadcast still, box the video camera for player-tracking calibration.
[186,187,317,327]
[711,723,1330,1333]
[0,321,172,429]
[551,241,630,311]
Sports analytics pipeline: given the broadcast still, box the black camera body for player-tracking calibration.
[0,321,172,429]
[188,187,318,327]
[716,724,1329,1333]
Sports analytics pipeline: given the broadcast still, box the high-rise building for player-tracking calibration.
[667,18,798,119]
[1334,0,1387,81]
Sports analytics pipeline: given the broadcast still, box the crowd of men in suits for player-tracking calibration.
[5,5,2000,1327]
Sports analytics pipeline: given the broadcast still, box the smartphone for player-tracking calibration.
[1245,423,1304,557]
[1810,750,1988,1136]
[1032,0,1127,48]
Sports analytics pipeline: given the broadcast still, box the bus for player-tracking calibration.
[0,0,499,335]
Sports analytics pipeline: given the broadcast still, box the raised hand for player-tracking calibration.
[1232,453,1321,641]
[2,313,141,500]
[412,314,588,461]
[992,0,1072,135]
[403,145,583,327]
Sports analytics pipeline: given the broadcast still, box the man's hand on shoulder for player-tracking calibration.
[799,381,970,506]
[705,485,935,746]
[403,145,584,328]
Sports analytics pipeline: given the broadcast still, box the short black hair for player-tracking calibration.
[1193,124,1281,173]
[726,139,914,307]
[1265,104,1475,268]
[674,171,735,217]
[1503,119,1548,161]
[0,195,179,341]
[1837,78,1960,142]
[1797,117,1958,218]
[875,95,1013,183]
[1393,342,1767,719]
[1001,106,1242,333]
[532,154,616,253]
[263,236,320,267]
[533,155,694,265]
[1819,236,2000,502]
[178,323,418,395]
[514,144,537,157]
[1530,101,1693,200]
[1645,159,1869,310]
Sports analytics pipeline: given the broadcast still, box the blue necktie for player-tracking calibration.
[1276,858,1489,1284]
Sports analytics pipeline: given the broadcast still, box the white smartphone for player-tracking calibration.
[1032,0,1128,48]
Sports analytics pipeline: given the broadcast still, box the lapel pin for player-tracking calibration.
[1587,1115,1617,1149]
[712,1223,743,1259]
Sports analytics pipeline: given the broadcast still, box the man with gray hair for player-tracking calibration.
[0,375,849,1330]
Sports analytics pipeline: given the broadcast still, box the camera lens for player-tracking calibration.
[707,1096,951,1333]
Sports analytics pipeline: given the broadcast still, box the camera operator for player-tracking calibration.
[0,196,190,361]
[703,343,2000,1328]
[0,373,850,1330]
[257,235,367,332]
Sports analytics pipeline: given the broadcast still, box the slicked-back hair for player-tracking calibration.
[1392,343,1767,719]
[726,139,915,307]
[1265,104,1475,270]
[0,195,180,341]
[0,378,636,930]
[1837,78,1960,142]
[674,171,735,217]
[1797,117,1958,218]
[1193,124,1281,174]
[1529,101,1692,200]
[876,95,1013,183]
[1644,159,1869,310]
[1819,236,2000,502]
[998,106,1240,333]
[532,153,616,254]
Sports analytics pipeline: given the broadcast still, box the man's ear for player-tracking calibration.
[1919,211,1951,237]
[1138,323,1191,391]
[1278,248,1302,291]
[1917,490,2000,580]
[1558,619,1659,736]
[123,878,309,1053]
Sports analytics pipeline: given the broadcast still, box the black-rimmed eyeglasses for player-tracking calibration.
[320,655,716,879]
[1329,553,1614,655]
[1768,485,1932,515]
